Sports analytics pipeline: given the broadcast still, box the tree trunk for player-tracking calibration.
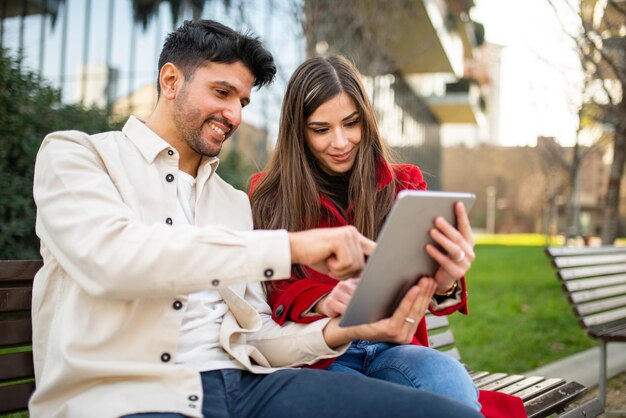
[601,106,626,244]
[600,43,626,244]
[565,142,581,240]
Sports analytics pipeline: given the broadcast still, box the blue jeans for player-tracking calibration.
[327,340,481,411]
[122,368,483,418]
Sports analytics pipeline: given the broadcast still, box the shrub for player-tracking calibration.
[0,48,122,258]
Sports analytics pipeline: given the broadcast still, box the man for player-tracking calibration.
[30,20,482,418]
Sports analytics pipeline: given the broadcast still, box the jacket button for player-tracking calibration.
[165,174,174,182]
[275,305,285,316]
[263,268,274,278]
[188,395,199,401]
[167,150,174,156]
[173,300,183,310]
[161,353,171,362]
[165,217,173,225]
[211,279,220,287]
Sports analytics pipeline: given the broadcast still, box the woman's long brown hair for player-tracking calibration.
[250,55,396,281]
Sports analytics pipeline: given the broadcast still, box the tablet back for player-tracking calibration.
[339,190,475,327]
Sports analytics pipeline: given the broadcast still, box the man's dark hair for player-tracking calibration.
[157,20,276,95]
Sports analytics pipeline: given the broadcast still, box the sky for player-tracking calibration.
[471,0,583,146]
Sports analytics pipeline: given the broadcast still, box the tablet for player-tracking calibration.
[338,190,475,327]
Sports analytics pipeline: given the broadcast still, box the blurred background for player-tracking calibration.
[3,0,625,256]
[0,0,626,258]
[1,0,625,379]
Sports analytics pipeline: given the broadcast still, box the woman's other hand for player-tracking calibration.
[323,278,437,347]
[314,278,360,317]
[425,201,475,294]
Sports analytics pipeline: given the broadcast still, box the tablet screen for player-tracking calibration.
[339,190,475,327]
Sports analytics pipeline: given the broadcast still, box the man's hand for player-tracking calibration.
[288,226,376,280]
[315,278,359,317]
[323,277,437,348]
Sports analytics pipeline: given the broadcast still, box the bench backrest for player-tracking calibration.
[425,313,462,360]
[0,259,42,414]
[546,246,626,339]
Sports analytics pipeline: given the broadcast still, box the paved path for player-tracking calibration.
[525,342,626,388]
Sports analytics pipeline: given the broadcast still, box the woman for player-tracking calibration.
[250,55,524,417]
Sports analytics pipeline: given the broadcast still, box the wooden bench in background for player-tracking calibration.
[546,245,626,415]
[0,259,604,417]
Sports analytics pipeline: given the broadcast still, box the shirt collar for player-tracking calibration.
[197,156,220,190]
[122,115,219,184]
[122,116,171,163]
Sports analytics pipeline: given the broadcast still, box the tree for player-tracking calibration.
[0,48,123,258]
[547,0,626,244]
[131,0,239,30]
[538,100,610,241]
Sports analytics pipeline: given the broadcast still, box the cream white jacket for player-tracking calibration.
[30,116,345,418]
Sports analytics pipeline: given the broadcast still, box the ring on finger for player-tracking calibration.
[404,316,416,324]
[453,250,465,263]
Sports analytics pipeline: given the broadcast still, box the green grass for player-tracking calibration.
[448,243,595,373]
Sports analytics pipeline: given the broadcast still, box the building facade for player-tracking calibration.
[2,0,486,190]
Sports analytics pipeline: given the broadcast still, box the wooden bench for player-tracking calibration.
[546,245,626,415]
[0,260,603,417]
[0,260,40,416]
[426,313,603,417]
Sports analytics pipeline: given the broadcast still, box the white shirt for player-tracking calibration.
[175,170,240,370]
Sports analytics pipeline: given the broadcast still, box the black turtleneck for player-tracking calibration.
[318,169,351,213]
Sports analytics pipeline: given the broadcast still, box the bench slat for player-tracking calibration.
[480,374,526,391]
[559,265,626,280]
[0,381,35,414]
[428,330,455,349]
[553,253,626,268]
[564,274,626,291]
[580,306,626,327]
[469,371,490,380]
[569,284,626,304]
[523,381,588,418]
[555,398,605,418]
[425,314,449,332]
[0,286,33,313]
[546,246,626,257]
[0,260,42,282]
[588,321,626,341]
[0,318,33,346]
[0,351,34,381]
[575,295,626,315]
[498,376,546,395]
[473,372,508,388]
[440,347,461,361]
[511,377,565,401]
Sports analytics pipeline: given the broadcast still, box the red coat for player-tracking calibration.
[250,162,468,365]
[249,161,526,418]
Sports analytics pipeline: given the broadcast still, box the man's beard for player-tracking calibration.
[173,102,225,158]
